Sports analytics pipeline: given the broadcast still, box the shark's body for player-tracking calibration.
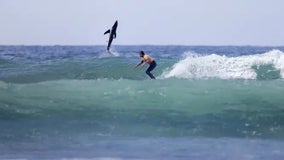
[104,21,118,51]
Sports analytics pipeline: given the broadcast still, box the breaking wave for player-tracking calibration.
[162,50,284,80]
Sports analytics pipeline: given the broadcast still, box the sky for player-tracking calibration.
[0,0,283,46]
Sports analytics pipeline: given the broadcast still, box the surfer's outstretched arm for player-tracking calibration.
[134,60,145,68]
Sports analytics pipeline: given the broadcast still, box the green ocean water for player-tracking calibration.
[1,45,284,159]
[1,78,284,139]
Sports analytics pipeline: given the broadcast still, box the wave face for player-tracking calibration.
[1,45,284,159]
[1,79,284,138]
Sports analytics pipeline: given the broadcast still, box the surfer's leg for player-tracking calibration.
[146,71,155,79]
[146,61,156,79]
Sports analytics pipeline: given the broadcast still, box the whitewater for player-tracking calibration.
[0,45,284,160]
[162,50,284,79]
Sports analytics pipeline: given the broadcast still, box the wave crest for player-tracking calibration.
[161,50,284,80]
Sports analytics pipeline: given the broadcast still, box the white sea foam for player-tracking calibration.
[162,50,284,79]
[98,50,120,58]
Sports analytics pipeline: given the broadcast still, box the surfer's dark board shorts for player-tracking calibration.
[146,60,156,79]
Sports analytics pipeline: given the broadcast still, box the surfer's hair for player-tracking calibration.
[140,51,145,55]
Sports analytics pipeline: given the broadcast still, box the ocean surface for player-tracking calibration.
[0,45,284,160]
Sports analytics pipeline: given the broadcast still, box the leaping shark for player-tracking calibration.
[104,20,118,51]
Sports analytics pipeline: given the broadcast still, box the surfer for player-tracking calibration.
[104,20,118,51]
[134,51,157,79]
